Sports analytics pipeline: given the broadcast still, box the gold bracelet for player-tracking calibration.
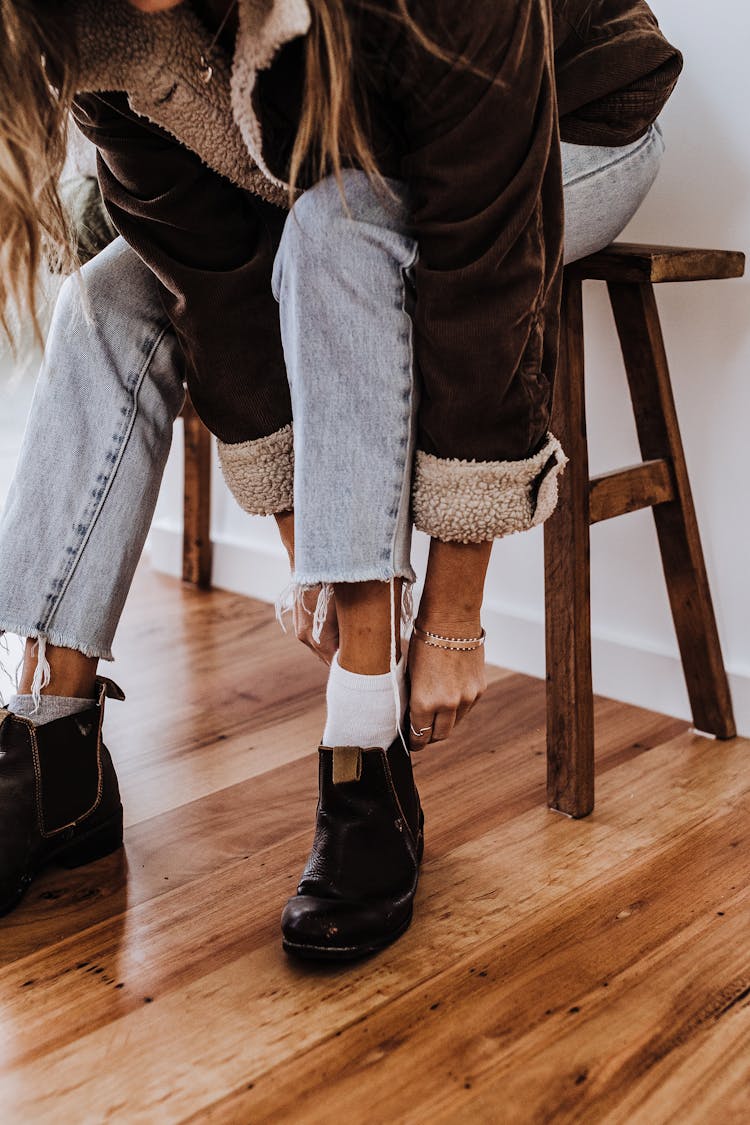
[413,623,485,644]
[412,624,486,651]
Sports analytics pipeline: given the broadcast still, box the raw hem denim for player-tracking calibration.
[0,238,185,688]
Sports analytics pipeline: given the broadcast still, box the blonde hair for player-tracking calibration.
[0,0,77,346]
[0,0,459,343]
[289,0,460,202]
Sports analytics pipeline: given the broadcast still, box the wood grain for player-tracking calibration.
[544,274,595,817]
[609,281,736,740]
[180,393,212,588]
[588,458,675,524]
[568,243,745,284]
[0,567,745,1123]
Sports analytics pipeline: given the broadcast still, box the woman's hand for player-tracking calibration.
[274,510,339,665]
[407,630,487,750]
[407,536,493,751]
[291,584,339,666]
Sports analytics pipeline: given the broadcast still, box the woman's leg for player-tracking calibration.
[272,171,423,960]
[269,132,666,957]
[562,120,666,264]
[0,237,186,710]
[272,171,419,742]
[0,238,186,912]
[273,173,418,584]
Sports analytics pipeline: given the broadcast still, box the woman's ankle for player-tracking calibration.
[18,638,98,699]
[335,578,402,673]
[322,650,407,749]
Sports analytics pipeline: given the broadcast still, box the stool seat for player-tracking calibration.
[544,241,744,818]
[567,242,745,284]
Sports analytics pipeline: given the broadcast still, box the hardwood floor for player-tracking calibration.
[1,566,748,1123]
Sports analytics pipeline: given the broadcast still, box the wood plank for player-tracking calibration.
[544,274,594,816]
[568,243,745,284]
[199,808,750,1124]
[1,725,746,1122]
[180,395,212,588]
[608,282,736,739]
[588,458,675,524]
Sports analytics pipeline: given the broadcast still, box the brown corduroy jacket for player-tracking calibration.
[70,0,682,541]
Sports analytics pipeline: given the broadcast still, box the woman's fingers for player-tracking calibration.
[407,633,487,751]
[304,636,334,665]
[408,711,434,752]
[431,708,457,742]
[292,584,339,664]
[408,705,458,749]
[455,699,475,724]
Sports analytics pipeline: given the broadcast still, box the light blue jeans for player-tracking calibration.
[0,123,665,685]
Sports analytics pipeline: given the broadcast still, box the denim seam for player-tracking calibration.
[35,320,171,643]
[387,244,420,583]
[563,125,659,189]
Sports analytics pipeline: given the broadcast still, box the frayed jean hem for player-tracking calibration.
[290,566,418,587]
[0,624,114,663]
[0,623,113,707]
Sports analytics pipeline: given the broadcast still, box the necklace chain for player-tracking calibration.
[198,0,239,84]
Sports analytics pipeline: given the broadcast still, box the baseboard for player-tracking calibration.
[478,600,750,738]
[149,526,750,736]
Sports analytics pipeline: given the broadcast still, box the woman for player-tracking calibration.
[0,0,681,957]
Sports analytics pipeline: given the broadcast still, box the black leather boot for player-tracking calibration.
[0,676,125,916]
[281,725,424,961]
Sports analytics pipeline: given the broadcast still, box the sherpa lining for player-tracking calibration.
[72,0,310,206]
[232,0,312,193]
[217,423,294,515]
[411,431,569,543]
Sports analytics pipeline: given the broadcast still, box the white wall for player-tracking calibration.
[114,3,750,735]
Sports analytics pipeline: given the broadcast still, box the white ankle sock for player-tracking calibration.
[322,651,407,750]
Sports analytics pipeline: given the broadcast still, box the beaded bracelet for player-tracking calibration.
[412,623,486,651]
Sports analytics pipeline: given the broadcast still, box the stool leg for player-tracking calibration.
[608,282,736,738]
[544,275,595,817]
[181,394,213,589]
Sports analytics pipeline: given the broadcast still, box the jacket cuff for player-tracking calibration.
[217,423,294,515]
[411,431,569,543]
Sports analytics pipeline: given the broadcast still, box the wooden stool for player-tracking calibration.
[545,243,745,819]
[179,392,212,588]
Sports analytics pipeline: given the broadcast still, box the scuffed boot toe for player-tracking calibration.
[281,892,415,960]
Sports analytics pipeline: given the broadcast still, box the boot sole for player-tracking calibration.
[0,809,124,918]
[282,908,414,962]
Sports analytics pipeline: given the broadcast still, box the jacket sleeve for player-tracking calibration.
[71,92,294,516]
[392,0,569,542]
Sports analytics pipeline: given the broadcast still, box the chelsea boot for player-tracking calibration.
[0,676,125,916]
[281,725,424,961]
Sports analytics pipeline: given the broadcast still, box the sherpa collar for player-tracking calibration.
[231,0,311,190]
[72,0,312,203]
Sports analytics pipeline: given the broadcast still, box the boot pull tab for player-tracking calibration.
[332,746,363,785]
[95,676,126,704]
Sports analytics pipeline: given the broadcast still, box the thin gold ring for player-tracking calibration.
[410,722,432,737]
